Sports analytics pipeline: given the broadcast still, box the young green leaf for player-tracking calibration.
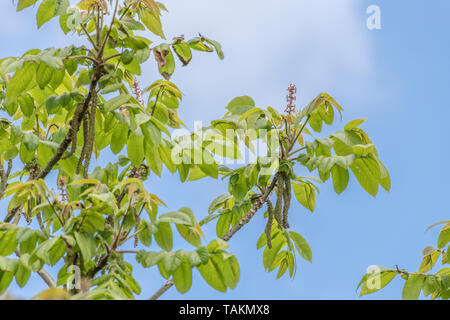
[402,274,426,300]
[288,231,312,263]
[127,132,145,167]
[37,0,56,29]
[172,257,192,294]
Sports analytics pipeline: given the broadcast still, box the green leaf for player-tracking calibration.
[19,231,36,255]
[37,0,56,29]
[208,193,233,214]
[136,250,164,268]
[20,142,35,163]
[6,63,37,104]
[45,95,60,114]
[0,256,19,273]
[292,181,315,212]
[203,37,224,60]
[23,132,39,151]
[187,37,214,52]
[262,235,286,271]
[344,118,367,130]
[15,261,31,288]
[48,238,66,266]
[17,0,39,11]
[136,48,151,63]
[331,130,363,148]
[226,96,255,115]
[161,251,183,274]
[198,151,218,179]
[352,144,375,156]
[359,268,397,296]
[138,6,165,39]
[158,211,192,226]
[172,257,192,294]
[36,62,53,89]
[0,271,15,295]
[438,227,450,249]
[288,231,312,263]
[17,93,35,117]
[110,123,128,154]
[54,0,69,16]
[127,132,144,167]
[350,158,379,197]
[0,229,18,256]
[101,83,123,94]
[378,160,391,192]
[104,94,132,112]
[172,41,192,66]
[207,238,229,252]
[419,247,441,273]
[154,44,175,80]
[276,258,288,279]
[177,224,202,248]
[402,274,426,300]
[145,143,162,176]
[154,222,173,252]
[74,232,97,263]
[308,112,323,133]
[138,220,153,247]
[197,256,227,292]
[331,165,349,194]
[216,212,231,238]
[121,50,134,65]
[222,255,240,289]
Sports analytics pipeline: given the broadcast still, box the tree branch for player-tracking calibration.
[0,159,12,199]
[4,70,101,223]
[37,269,57,288]
[35,74,101,180]
[149,279,174,300]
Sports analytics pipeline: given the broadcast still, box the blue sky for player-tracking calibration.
[1,0,450,299]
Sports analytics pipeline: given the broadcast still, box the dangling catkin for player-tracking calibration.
[265,200,274,249]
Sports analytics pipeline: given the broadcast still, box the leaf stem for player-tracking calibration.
[288,114,311,153]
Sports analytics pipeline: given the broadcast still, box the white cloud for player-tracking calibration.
[155,0,372,123]
[0,0,373,121]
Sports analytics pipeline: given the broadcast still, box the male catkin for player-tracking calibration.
[274,173,284,228]
[282,173,291,228]
[265,200,274,249]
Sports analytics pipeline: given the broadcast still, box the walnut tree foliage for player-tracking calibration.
[357,221,450,300]
[0,0,390,299]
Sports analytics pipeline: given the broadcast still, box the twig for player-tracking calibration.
[80,23,99,52]
[288,114,311,153]
[149,279,174,300]
[66,55,99,64]
[37,269,57,288]
[98,0,119,56]
[104,53,122,61]
[287,146,306,158]
[116,250,138,254]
